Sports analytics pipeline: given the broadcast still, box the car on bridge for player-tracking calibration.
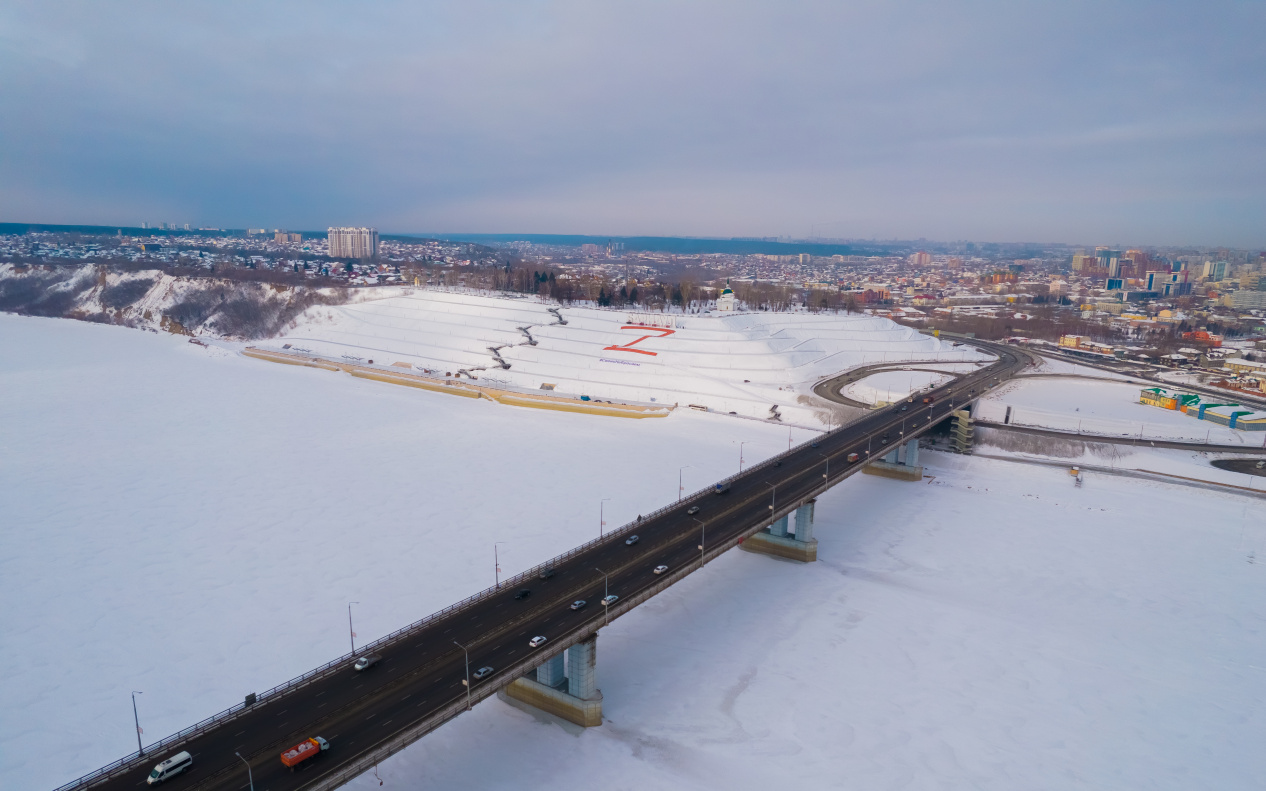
[353,653,381,671]
[473,666,494,680]
[538,568,556,580]
[529,635,548,648]
[653,564,669,575]
[602,595,619,606]
[625,535,640,545]
[570,599,587,610]
[686,505,700,515]
[146,751,192,786]
[847,453,860,463]
[514,588,532,600]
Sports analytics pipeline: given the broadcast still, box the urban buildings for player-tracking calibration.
[328,227,379,259]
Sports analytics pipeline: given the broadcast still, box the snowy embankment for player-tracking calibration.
[979,376,1260,445]
[274,288,988,425]
[4,313,1265,790]
[0,263,347,338]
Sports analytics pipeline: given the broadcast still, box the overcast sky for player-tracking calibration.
[1,1,1263,246]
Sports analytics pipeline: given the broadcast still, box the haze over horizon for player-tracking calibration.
[2,1,1263,247]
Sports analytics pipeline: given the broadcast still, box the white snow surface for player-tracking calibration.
[843,370,955,406]
[979,376,1262,445]
[4,314,1265,791]
[276,289,987,424]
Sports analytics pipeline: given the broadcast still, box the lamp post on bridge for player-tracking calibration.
[690,517,706,567]
[494,542,506,590]
[764,481,777,512]
[594,567,610,626]
[235,752,254,791]
[739,441,751,472]
[348,602,359,655]
[677,468,691,503]
[817,452,830,485]
[600,498,611,537]
[453,640,472,711]
[131,691,144,757]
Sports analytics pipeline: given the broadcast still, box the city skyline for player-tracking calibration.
[1,2,1264,246]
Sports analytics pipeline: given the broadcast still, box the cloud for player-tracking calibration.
[1,0,1264,246]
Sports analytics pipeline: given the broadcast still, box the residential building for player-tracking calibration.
[1232,291,1266,310]
[328,227,379,259]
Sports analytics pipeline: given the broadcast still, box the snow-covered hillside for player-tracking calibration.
[275,288,988,423]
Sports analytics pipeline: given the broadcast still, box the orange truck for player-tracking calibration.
[280,736,329,770]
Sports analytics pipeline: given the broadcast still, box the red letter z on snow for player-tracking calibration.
[603,326,675,356]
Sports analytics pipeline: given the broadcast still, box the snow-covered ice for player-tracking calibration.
[3,313,1264,791]
[0,314,794,790]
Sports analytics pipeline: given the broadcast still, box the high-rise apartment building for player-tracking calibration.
[275,231,303,244]
[909,251,931,267]
[1095,247,1122,277]
[327,227,379,259]
[1202,260,1228,282]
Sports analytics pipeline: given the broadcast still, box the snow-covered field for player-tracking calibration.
[979,376,1260,445]
[275,289,987,424]
[4,314,1265,791]
[843,370,955,406]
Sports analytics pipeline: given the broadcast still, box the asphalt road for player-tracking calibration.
[78,341,1030,791]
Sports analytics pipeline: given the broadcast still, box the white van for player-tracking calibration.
[146,751,192,785]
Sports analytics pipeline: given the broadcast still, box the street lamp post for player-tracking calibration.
[131,691,143,756]
[690,517,706,567]
[818,452,830,485]
[348,602,359,655]
[677,468,691,502]
[594,567,610,626]
[494,542,506,590]
[235,752,254,791]
[453,640,472,710]
[739,441,752,472]
[600,498,611,536]
[764,481,777,512]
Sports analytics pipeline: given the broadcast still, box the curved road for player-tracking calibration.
[69,341,1031,791]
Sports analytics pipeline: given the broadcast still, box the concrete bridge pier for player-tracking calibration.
[501,634,603,727]
[741,499,818,562]
[864,438,924,481]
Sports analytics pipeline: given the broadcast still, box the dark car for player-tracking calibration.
[514,588,532,600]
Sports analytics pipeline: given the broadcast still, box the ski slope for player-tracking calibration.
[276,289,988,424]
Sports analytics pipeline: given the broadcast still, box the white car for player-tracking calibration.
[473,666,494,680]
[353,654,381,671]
[570,600,587,610]
[529,635,548,648]
[653,565,669,575]
[625,535,640,546]
[601,595,619,606]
